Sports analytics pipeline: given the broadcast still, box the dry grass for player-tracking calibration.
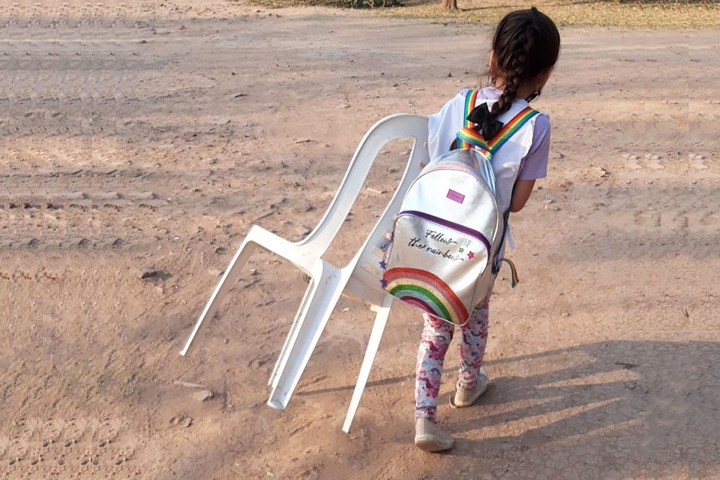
[382,0,720,29]
[242,0,720,29]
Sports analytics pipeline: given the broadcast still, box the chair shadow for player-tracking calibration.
[295,373,415,397]
[442,340,720,477]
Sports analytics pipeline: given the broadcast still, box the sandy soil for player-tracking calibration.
[0,1,719,478]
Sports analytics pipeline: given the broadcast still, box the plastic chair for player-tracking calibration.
[180,113,430,433]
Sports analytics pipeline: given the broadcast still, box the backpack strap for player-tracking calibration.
[492,210,517,283]
[456,91,540,288]
[497,258,519,287]
[486,107,540,154]
[462,89,480,129]
[456,90,491,155]
[456,92,539,157]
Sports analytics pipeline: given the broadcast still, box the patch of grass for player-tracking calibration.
[241,0,720,29]
[383,1,720,29]
[248,0,343,6]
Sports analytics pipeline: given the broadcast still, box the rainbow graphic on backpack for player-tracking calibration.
[380,90,538,325]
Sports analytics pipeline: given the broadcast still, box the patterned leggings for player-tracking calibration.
[415,293,491,420]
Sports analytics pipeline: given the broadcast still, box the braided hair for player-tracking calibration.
[488,7,561,122]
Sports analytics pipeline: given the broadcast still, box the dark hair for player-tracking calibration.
[489,7,561,122]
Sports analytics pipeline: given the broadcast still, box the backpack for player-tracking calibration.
[380,90,539,325]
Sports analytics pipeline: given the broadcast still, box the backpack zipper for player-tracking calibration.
[396,210,491,254]
[416,162,486,185]
[409,160,498,202]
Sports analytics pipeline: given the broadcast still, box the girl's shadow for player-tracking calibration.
[443,340,720,476]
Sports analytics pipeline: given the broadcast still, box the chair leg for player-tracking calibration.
[268,280,314,388]
[181,222,313,356]
[342,295,393,433]
[180,238,258,356]
[267,263,347,411]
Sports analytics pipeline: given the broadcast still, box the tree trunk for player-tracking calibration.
[441,0,457,10]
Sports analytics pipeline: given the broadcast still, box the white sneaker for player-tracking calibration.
[414,418,454,452]
[450,367,490,408]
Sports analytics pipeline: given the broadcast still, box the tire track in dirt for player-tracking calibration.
[2,3,720,479]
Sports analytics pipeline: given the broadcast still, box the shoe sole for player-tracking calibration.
[414,435,454,452]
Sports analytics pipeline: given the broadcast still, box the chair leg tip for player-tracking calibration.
[266,399,287,411]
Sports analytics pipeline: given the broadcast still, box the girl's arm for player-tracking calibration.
[509,179,536,213]
[510,114,551,213]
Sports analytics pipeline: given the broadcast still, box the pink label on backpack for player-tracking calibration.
[447,189,465,204]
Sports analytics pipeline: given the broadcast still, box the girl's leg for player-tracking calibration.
[415,313,454,420]
[458,293,491,389]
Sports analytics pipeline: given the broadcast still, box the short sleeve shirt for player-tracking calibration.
[427,87,552,181]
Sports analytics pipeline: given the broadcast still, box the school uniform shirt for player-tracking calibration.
[427,87,551,214]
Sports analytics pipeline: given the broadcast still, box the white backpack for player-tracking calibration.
[380,90,538,325]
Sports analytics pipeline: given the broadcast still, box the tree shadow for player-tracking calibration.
[441,341,720,478]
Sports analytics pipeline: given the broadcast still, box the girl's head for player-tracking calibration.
[488,7,561,120]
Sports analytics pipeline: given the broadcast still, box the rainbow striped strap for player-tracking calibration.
[463,89,480,129]
[497,258,520,288]
[456,90,484,151]
[485,106,540,153]
[456,90,539,156]
[458,106,539,154]
[456,126,491,157]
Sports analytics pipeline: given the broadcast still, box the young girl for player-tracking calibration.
[414,7,561,452]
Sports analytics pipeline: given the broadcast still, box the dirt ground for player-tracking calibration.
[0,1,718,478]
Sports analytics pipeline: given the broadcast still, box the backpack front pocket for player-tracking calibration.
[381,210,492,324]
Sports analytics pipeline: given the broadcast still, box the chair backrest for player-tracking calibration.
[340,114,430,306]
[296,114,429,266]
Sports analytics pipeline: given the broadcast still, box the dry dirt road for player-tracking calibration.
[0,1,718,479]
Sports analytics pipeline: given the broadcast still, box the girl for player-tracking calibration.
[414,7,561,452]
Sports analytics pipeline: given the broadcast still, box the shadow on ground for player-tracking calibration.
[423,340,720,478]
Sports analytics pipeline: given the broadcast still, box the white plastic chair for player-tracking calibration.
[181,113,430,433]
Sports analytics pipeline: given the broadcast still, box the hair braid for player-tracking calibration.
[490,24,531,122]
[486,8,560,124]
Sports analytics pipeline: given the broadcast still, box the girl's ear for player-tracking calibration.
[537,67,554,89]
[488,50,497,73]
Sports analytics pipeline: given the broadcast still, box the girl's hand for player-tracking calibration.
[509,179,536,213]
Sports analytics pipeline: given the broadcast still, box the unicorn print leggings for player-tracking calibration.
[415,293,491,420]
